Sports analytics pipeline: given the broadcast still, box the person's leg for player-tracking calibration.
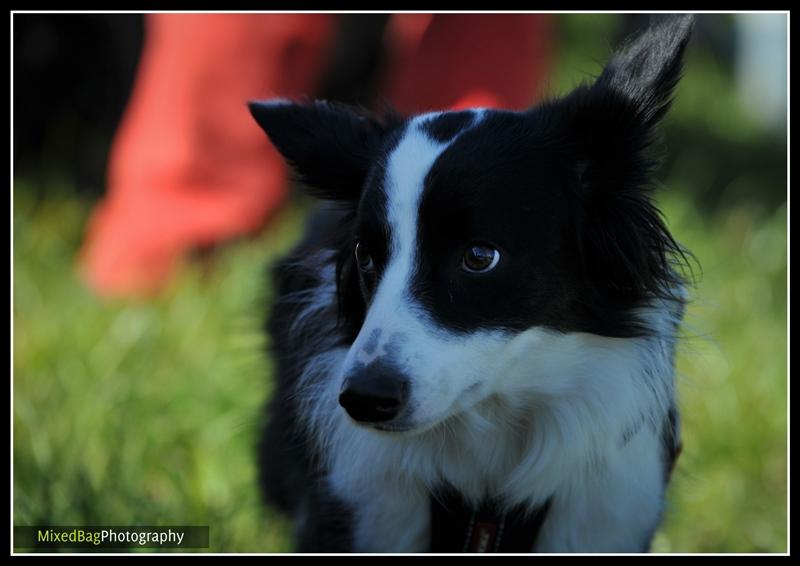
[384,14,553,112]
[81,14,335,297]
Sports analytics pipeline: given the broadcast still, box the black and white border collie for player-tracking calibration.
[250,15,695,553]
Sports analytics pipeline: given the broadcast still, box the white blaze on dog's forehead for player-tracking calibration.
[344,111,483,371]
[386,115,449,267]
[382,110,486,304]
[348,117,448,360]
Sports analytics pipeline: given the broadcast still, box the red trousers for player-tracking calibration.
[81,14,552,297]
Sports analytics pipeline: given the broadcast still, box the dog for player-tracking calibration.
[249,14,694,553]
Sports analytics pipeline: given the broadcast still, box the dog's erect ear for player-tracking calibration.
[249,99,388,201]
[556,15,694,187]
[592,14,694,129]
[556,15,694,313]
[561,14,695,155]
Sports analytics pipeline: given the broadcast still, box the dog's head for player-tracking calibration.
[251,15,694,434]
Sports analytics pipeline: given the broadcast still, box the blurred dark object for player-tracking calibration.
[13,14,145,197]
[317,14,392,107]
[662,122,787,215]
[12,14,400,200]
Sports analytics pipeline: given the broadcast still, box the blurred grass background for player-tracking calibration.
[13,14,787,552]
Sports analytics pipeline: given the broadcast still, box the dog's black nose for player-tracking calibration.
[339,362,409,423]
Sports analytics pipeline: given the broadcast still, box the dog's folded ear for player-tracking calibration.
[249,99,388,201]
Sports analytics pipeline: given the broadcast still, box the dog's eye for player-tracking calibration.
[462,245,500,273]
[354,241,374,271]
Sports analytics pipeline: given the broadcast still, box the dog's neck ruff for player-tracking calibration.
[429,486,551,553]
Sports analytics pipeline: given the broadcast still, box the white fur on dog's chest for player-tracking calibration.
[306,298,678,553]
[343,422,666,553]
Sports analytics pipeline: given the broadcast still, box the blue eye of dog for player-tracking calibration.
[355,241,374,271]
[462,245,500,273]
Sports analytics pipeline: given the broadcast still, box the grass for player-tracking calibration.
[12,182,787,553]
[13,186,301,552]
[652,193,787,553]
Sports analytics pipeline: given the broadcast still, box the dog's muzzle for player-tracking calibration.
[338,361,410,424]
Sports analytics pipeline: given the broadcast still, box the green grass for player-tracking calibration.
[653,194,787,553]
[12,182,787,553]
[13,187,301,552]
